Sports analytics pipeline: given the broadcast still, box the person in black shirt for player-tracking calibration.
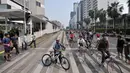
[11,34,19,54]
[117,35,125,59]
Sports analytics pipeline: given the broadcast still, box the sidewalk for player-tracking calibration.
[0,32,58,65]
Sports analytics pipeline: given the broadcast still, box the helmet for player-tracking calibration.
[56,39,59,42]
[96,34,100,38]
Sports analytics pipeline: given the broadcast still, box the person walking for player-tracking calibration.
[2,33,11,61]
[11,34,19,55]
[22,34,27,50]
[28,33,36,48]
[124,38,130,63]
[116,35,125,59]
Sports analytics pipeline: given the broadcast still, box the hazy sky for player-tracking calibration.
[45,0,128,27]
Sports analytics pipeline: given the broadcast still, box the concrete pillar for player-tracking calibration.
[40,22,42,36]
[29,18,33,35]
[5,17,8,33]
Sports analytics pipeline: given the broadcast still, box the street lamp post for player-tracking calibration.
[24,0,27,34]
[94,9,96,32]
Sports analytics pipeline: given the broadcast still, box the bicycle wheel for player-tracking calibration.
[95,51,102,63]
[90,46,94,55]
[61,57,70,70]
[42,54,52,66]
[107,61,123,73]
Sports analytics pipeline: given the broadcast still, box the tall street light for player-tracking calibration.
[24,0,27,34]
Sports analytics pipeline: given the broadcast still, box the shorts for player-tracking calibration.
[4,47,10,53]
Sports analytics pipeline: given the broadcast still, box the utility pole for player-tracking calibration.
[24,0,27,34]
[94,9,96,33]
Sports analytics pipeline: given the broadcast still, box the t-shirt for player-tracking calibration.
[53,43,61,50]
[98,39,108,50]
[2,38,10,48]
[70,34,74,38]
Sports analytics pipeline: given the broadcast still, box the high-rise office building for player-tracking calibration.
[97,0,118,10]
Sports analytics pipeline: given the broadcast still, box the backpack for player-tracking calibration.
[97,39,108,50]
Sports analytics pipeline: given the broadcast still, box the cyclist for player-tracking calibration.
[95,33,100,48]
[97,34,110,66]
[69,32,74,41]
[77,35,85,54]
[53,40,65,63]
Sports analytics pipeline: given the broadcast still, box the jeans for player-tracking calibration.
[100,50,110,63]
[54,50,62,63]
[14,44,19,54]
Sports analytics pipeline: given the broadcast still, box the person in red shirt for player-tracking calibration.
[69,32,74,40]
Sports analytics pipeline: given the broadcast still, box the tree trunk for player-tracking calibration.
[128,7,130,14]
[124,18,126,37]
[113,18,116,31]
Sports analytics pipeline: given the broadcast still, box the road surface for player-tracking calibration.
[0,31,130,73]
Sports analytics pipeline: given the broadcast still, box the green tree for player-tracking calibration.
[107,2,123,29]
[89,10,94,22]
[89,9,100,26]
[127,0,130,13]
[99,9,106,25]
[77,21,83,29]
[84,18,91,25]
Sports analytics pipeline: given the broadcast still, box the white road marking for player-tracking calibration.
[110,52,130,73]
[84,52,104,73]
[0,52,29,73]
[6,52,35,73]
[76,53,92,73]
[32,62,43,73]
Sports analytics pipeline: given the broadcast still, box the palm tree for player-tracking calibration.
[127,0,130,13]
[89,10,94,23]
[84,18,91,25]
[99,9,106,26]
[84,18,91,29]
[89,9,99,23]
[77,21,83,29]
[107,2,123,30]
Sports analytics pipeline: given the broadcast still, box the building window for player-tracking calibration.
[36,1,41,7]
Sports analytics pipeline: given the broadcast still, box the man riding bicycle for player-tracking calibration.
[69,32,74,42]
[53,40,65,63]
[97,34,110,66]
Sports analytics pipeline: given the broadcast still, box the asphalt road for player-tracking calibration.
[0,31,130,73]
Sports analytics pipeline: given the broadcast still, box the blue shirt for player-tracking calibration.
[53,42,61,50]
[2,38,10,48]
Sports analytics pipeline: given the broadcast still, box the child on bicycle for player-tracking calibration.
[53,39,65,63]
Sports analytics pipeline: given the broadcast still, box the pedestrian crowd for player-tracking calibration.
[66,30,130,65]
[0,32,36,62]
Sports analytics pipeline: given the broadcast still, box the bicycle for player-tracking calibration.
[78,44,85,61]
[91,49,102,64]
[41,49,70,70]
[107,54,123,73]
